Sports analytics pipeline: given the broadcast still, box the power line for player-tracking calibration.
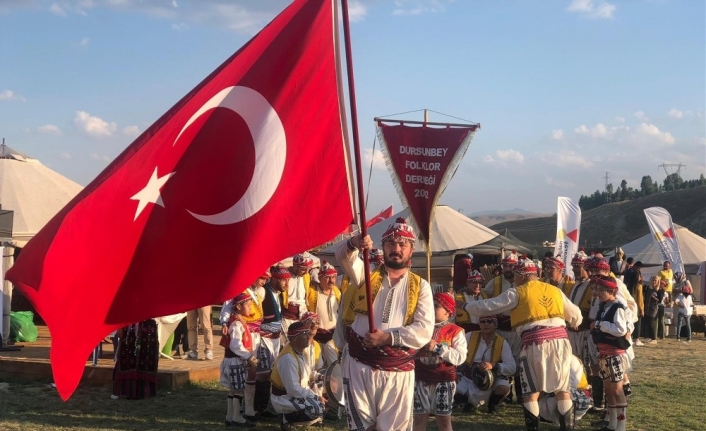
[603,172,610,203]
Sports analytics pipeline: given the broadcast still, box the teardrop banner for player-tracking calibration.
[376,120,479,249]
[553,196,581,275]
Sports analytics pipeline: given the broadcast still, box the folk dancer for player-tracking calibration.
[456,315,516,414]
[538,354,592,427]
[340,248,383,294]
[270,321,326,430]
[413,292,467,431]
[454,270,488,333]
[220,271,269,420]
[482,251,522,401]
[283,252,314,337]
[464,258,583,431]
[219,292,258,427]
[334,218,434,431]
[306,261,341,366]
[300,311,325,396]
[590,275,631,431]
[565,251,593,365]
[543,255,575,296]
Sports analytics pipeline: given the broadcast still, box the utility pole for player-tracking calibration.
[603,172,610,203]
[658,163,686,176]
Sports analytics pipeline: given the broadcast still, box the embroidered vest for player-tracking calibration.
[270,344,304,395]
[569,279,593,313]
[306,285,342,312]
[221,315,252,358]
[261,284,282,324]
[492,276,504,298]
[455,291,488,324]
[415,322,464,382]
[341,267,421,327]
[340,275,351,294]
[510,280,565,328]
[465,331,504,366]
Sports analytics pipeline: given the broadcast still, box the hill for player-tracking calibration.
[489,186,706,249]
[469,208,551,227]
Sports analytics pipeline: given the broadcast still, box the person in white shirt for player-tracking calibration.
[675,281,694,342]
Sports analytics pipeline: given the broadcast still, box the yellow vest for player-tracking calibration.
[577,368,589,390]
[510,280,565,328]
[243,287,264,323]
[568,279,593,313]
[455,291,488,324]
[341,267,421,327]
[282,273,310,305]
[306,285,342,312]
[340,275,350,294]
[270,344,304,395]
[492,276,504,298]
[465,332,504,366]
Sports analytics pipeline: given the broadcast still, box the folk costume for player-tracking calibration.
[566,251,593,363]
[270,322,326,426]
[300,311,325,396]
[334,218,434,431]
[413,293,468,417]
[464,259,582,431]
[539,354,592,426]
[455,270,488,333]
[219,292,257,427]
[306,262,341,366]
[456,316,516,410]
[482,253,521,359]
[112,319,159,399]
[282,252,313,336]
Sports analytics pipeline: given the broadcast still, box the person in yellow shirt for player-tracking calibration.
[657,261,674,296]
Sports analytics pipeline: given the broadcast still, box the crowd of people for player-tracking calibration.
[110,217,696,431]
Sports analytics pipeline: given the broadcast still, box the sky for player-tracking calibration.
[1,0,704,217]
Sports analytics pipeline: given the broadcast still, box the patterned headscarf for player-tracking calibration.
[513,258,538,276]
[287,321,310,339]
[433,292,456,314]
[467,270,484,283]
[293,252,314,268]
[270,265,292,279]
[381,217,416,244]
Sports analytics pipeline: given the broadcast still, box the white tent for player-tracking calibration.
[318,205,499,268]
[615,225,706,269]
[0,144,83,246]
[0,144,83,344]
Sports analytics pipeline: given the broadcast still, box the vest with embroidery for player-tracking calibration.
[341,266,421,327]
[340,275,351,294]
[415,321,464,382]
[221,315,252,358]
[465,331,504,366]
[510,280,565,329]
[455,291,488,324]
[270,344,306,396]
[306,285,342,312]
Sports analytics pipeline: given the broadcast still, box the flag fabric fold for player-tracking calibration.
[644,206,685,274]
[553,196,581,275]
[7,0,352,400]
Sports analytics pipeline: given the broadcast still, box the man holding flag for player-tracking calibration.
[335,218,434,431]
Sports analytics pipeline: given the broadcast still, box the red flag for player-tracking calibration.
[365,205,394,228]
[376,123,478,246]
[7,0,352,400]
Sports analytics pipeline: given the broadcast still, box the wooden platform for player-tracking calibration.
[0,325,223,389]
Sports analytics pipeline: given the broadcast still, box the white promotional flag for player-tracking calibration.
[554,197,581,275]
[644,207,685,274]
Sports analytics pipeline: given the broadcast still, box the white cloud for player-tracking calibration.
[0,90,26,101]
[541,151,593,169]
[574,123,628,139]
[634,111,648,121]
[60,152,71,159]
[615,116,625,123]
[364,148,387,170]
[567,0,616,19]
[348,0,367,22]
[80,37,90,46]
[545,176,575,189]
[75,110,117,137]
[551,129,564,140]
[91,153,112,162]
[667,108,684,119]
[495,149,524,164]
[38,124,62,135]
[392,0,452,16]
[122,125,140,137]
[635,123,675,145]
[49,3,67,16]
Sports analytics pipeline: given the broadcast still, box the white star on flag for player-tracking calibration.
[130,167,175,221]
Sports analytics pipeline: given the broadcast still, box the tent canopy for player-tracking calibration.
[0,144,83,246]
[610,225,706,267]
[318,205,500,267]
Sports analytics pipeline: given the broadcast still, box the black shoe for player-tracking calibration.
[522,406,540,431]
[462,403,476,413]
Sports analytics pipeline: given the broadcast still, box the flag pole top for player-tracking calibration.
[375,117,480,129]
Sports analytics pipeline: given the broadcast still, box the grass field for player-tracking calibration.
[1,337,704,431]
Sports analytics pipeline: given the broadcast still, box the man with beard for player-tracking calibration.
[334,217,434,431]
[283,253,314,336]
[464,258,583,431]
[306,261,341,367]
[339,249,382,295]
[542,255,575,294]
[219,271,269,420]
[565,251,593,365]
[454,270,487,333]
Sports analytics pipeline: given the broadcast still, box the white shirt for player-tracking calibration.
[287,276,308,318]
[482,277,514,317]
[464,331,516,377]
[315,289,339,330]
[334,243,434,351]
[276,349,318,399]
[675,293,694,316]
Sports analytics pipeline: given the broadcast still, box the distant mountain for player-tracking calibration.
[488,186,706,249]
[468,208,552,226]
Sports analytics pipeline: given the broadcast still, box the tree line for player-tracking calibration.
[578,173,706,211]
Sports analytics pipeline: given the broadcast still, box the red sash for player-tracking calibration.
[313,328,334,344]
[346,327,416,372]
[282,303,301,320]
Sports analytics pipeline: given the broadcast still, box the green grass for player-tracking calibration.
[1,337,705,430]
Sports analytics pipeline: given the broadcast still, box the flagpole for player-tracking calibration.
[423,109,432,284]
[341,0,375,333]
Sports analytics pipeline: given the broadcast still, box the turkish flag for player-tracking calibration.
[7,0,352,400]
[365,205,394,229]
